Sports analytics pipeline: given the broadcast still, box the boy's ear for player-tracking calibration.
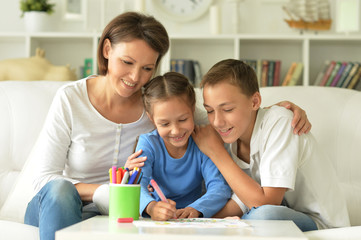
[252,92,262,110]
[103,39,111,59]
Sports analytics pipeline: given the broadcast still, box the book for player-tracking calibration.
[325,61,341,86]
[282,62,298,86]
[267,60,275,86]
[330,62,347,87]
[193,60,202,87]
[288,62,304,86]
[261,60,269,87]
[273,60,281,86]
[341,63,360,88]
[347,66,361,89]
[83,58,93,78]
[256,59,262,86]
[313,60,330,86]
[336,62,354,88]
[170,59,196,85]
[319,61,336,86]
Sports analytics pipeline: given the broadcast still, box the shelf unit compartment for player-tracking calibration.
[309,39,361,85]
[169,38,235,76]
[0,36,27,61]
[30,37,94,79]
[238,39,304,84]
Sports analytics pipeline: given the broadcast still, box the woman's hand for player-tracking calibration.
[192,124,225,159]
[124,149,147,170]
[273,101,312,135]
[176,207,201,219]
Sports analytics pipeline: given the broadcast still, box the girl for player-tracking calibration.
[137,72,231,220]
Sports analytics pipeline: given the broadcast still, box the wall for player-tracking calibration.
[1,0,360,35]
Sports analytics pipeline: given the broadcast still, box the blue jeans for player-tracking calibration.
[242,205,318,232]
[24,179,100,240]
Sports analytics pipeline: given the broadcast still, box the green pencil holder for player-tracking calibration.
[109,184,140,220]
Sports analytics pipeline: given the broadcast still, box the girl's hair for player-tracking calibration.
[97,12,169,75]
[143,72,196,115]
[201,59,259,97]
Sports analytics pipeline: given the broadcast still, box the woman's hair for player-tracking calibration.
[143,72,196,115]
[97,12,169,75]
[201,59,259,97]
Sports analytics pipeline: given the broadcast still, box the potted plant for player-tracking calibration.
[20,0,56,32]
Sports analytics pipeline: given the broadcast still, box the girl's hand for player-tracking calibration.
[176,207,201,219]
[273,101,312,135]
[192,124,225,159]
[146,200,177,221]
[124,149,147,170]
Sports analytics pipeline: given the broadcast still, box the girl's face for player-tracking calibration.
[104,38,159,98]
[150,96,195,158]
[203,81,260,144]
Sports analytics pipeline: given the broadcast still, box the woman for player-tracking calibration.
[24,12,310,240]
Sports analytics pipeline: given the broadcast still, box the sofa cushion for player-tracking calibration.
[0,81,69,222]
[260,86,361,226]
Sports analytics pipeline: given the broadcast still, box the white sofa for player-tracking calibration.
[0,80,360,239]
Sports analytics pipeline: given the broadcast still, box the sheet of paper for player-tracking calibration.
[133,218,250,228]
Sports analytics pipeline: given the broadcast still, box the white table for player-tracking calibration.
[56,216,307,240]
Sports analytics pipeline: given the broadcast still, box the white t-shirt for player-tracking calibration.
[32,77,155,192]
[230,106,350,229]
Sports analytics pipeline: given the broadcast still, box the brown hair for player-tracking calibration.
[97,12,169,75]
[201,59,259,97]
[143,72,196,115]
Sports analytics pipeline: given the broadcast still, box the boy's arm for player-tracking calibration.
[192,125,288,210]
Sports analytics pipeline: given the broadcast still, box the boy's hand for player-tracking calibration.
[192,124,225,159]
[146,200,177,221]
[272,101,312,135]
[176,207,201,219]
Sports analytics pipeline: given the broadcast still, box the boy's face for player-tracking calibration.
[203,81,260,144]
[150,96,195,157]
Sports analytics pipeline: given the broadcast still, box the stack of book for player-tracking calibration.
[314,61,361,90]
[242,59,282,87]
[282,62,304,86]
[170,59,202,87]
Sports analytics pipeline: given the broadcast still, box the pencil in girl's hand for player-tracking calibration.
[150,179,167,202]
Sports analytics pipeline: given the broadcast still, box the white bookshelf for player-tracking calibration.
[0,32,360,86]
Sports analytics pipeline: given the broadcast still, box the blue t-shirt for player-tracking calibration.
[137,129,231,218]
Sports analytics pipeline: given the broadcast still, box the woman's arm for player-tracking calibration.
[271,101,311,135]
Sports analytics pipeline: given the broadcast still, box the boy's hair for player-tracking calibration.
[201,59,259,97]
[143,72,196,115]
[97,11,169,75]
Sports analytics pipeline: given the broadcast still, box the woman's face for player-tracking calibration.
[104,38,159,98]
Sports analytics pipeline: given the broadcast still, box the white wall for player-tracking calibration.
[1,0,360,35]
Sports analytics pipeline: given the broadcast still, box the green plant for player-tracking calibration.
[20,0,55,17]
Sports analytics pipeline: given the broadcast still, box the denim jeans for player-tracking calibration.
[24,179,100,240]
[242,205,318,232]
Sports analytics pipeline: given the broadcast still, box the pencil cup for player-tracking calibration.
[109,184,140,220]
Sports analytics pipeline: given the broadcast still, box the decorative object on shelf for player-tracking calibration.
[335,0,360,34]
[152,0,213,22]
[226,0,245,34]
[134,0,146,13]
[62,0,86,21]
[20,0,55,32]
[0,48,77,81]
[282,0,332,32]
[209,4,221,34]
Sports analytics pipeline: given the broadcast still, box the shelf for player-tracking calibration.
[0,32,360,87]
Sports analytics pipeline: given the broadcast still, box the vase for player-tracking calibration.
[24,11,51,32]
